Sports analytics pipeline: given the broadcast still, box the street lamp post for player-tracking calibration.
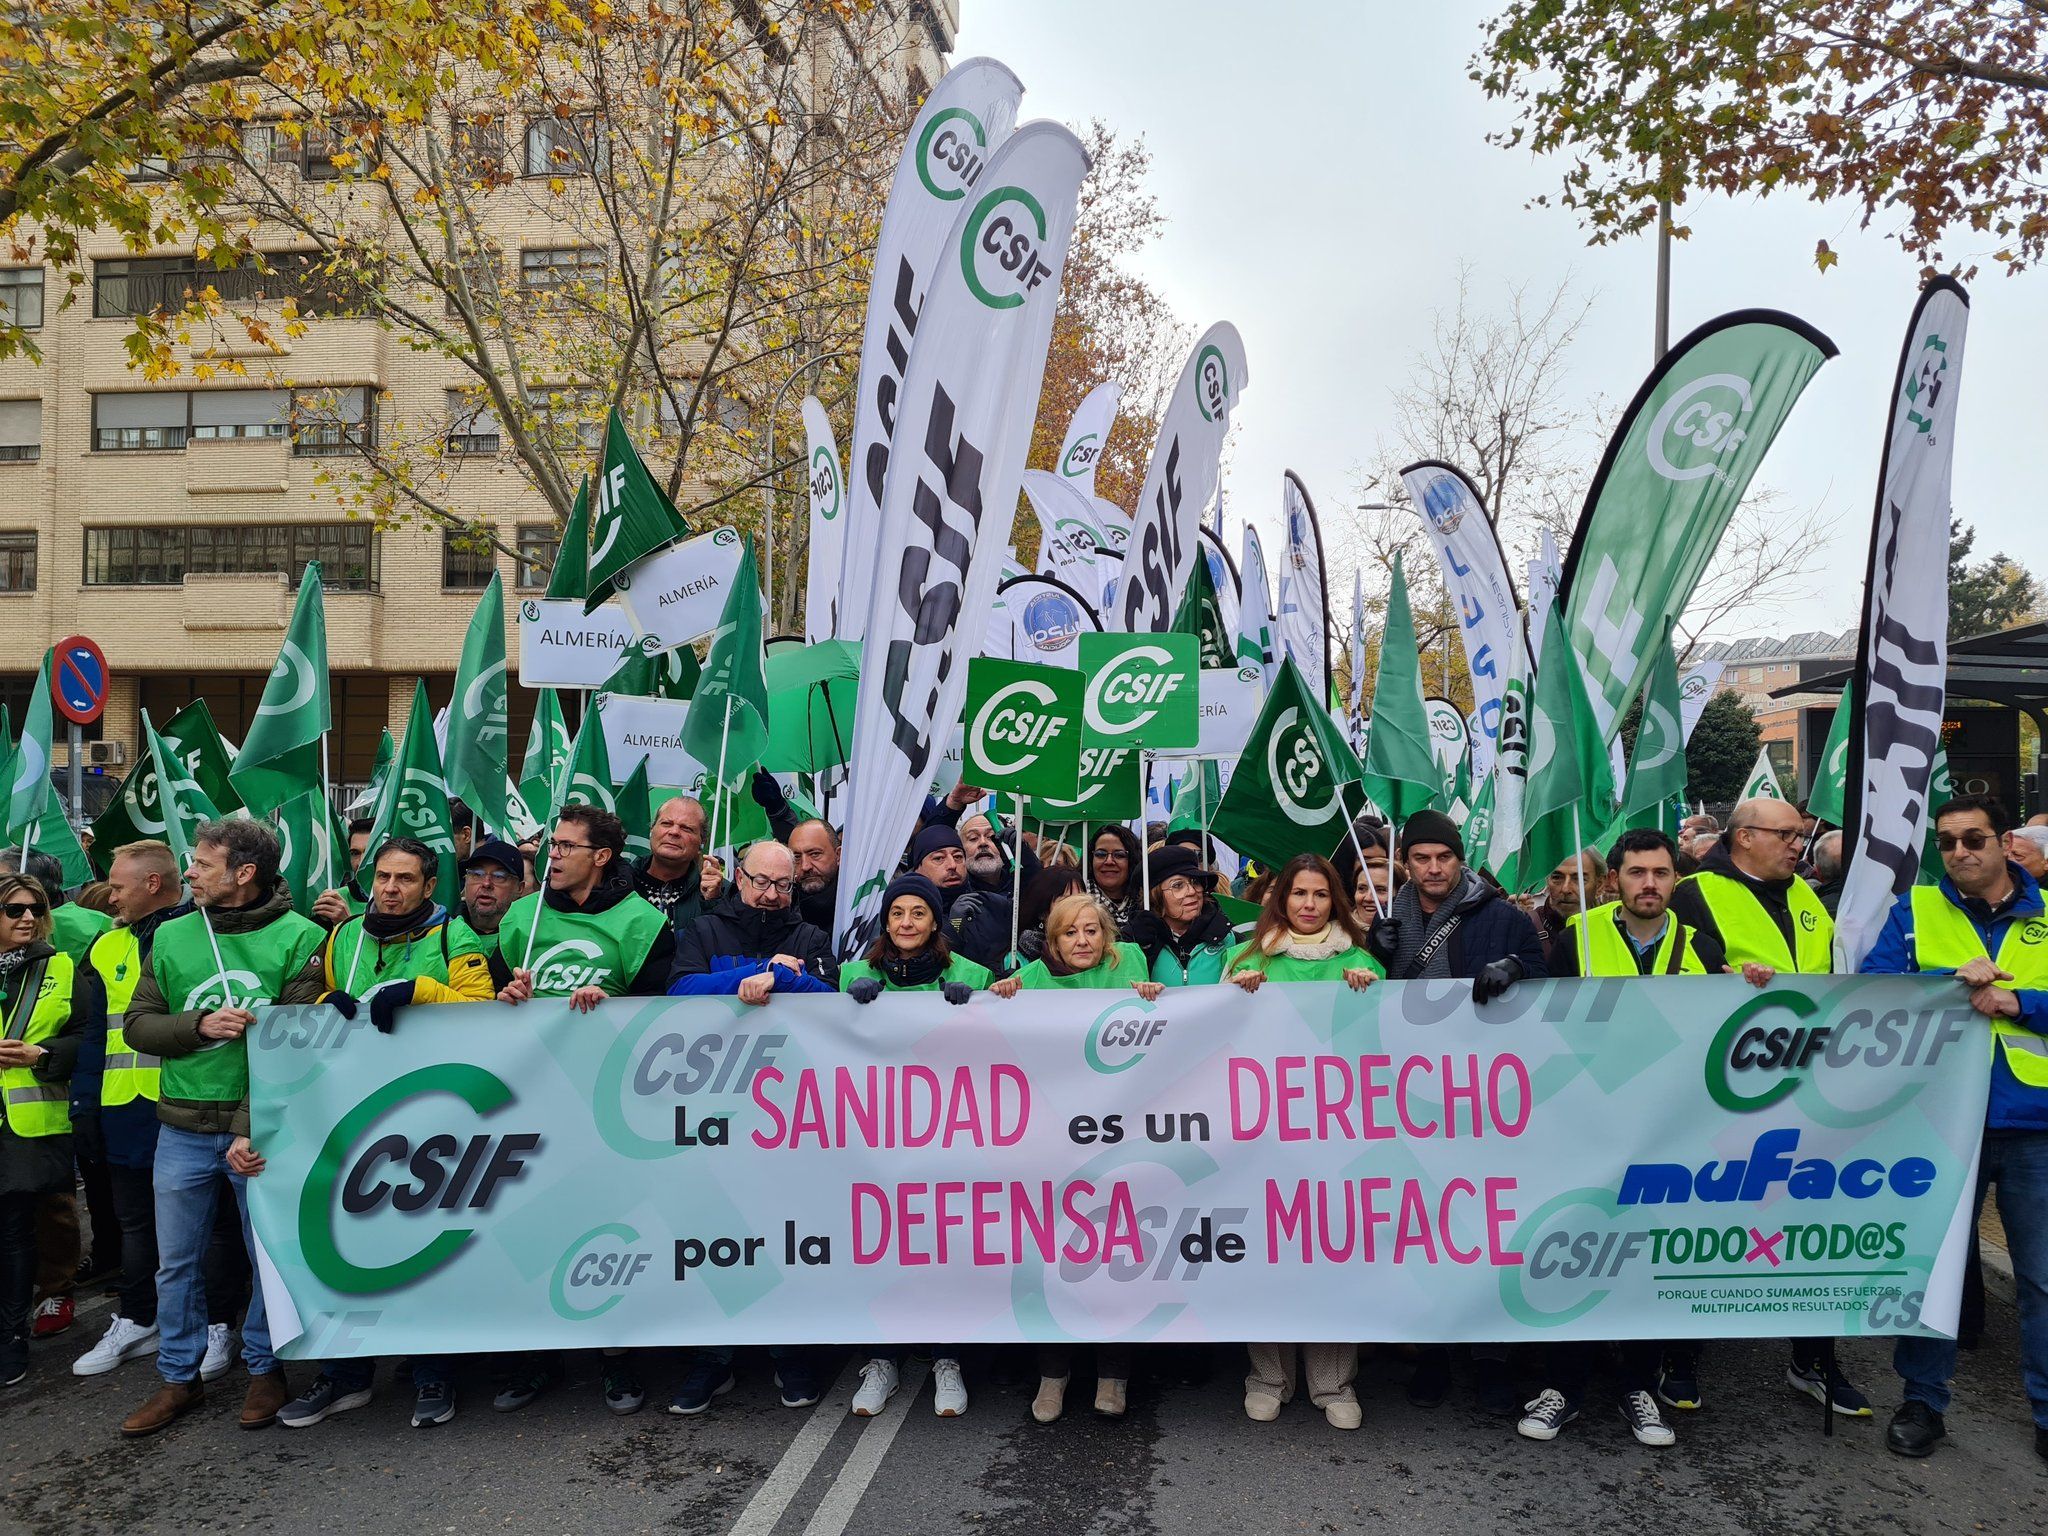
[760,349,857,634]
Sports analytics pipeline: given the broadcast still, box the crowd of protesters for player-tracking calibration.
[0,773,2040,1468]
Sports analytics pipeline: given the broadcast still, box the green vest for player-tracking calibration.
[1014,942,1151,990]
[51,904,111,966]
[502,891,667,997]
[450,914,502,967]
[87,926,158,1106]
[2,952,75,1136]
[324,911,478,993]
[1910,887,2048,1090]
[838,954,991,993]
[1151,928,1234,987]
[152,907,326,1107]
[1687,870,1832,973]
[1566,902,1710,977]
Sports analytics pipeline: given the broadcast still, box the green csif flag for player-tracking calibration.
[446,572,512,836]
[6,650,55,837]
[617,757,654,862]
[558,702,617,815]
[1561,311,1834,740]
[1616,625,1688,832]
[348,729,395,817]
[1210,656,1363,869]
[138,709,221,868]
[1172,548,1233,670]
[1920,747,1953,883]
[276,787,351,918]
[1358,552,1442,824]
[231,562,331,815]
[1521,603,1618,891]
[90,699,243,873]
[1740,747,1786,804]
[360,681,458,907]
[518,691,572,827]
[680,535,768,787]
[585,410,688,613]
[601,639,699,700]
[547,477,592,602]
[1806,688,1854,830]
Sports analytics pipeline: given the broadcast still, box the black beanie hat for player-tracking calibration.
[1398,808,1465,860]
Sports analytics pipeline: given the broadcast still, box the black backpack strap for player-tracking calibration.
[1665,923,1690,976]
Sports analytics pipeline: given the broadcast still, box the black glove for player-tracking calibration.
[367,980,412,1034]
[1472,957,1523,1006]
[324,990,361,1020]
[751,766,788,812]
[941,980,973,1006]
[72,1110,106,1166]
[846,977,883,1005]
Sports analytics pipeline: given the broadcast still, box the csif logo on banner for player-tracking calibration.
[1061,433,1100,478]
[1085,996,1168,1075]
[811,445,842,520]
[1647,374,1755,487]
[1903,333,1949,439]
[915,107,990,200]
[299,1064,539,1294]
[1086,647,1184,736]
[969,678,1070,777]
[1196,344,1229,422]
[961,185,1056,309]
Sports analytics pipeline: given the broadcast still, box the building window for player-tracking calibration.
[94,251,358,319]
[0,400,38,462]
[0,269,44,331]
[190,388,290,442]
[84,524,378,590]
[441,528,498,590]
[450,113,512,182]
[520,246,607,292]
[523,113,605,176]
[0,533,35,591]
[524,385,604,452]
[516,523,559,589]
[290,386,377,457]
[92,392,190,452]
[446,389,503,455]
[292,121,363,182]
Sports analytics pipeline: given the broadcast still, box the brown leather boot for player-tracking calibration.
[240,1369,289,1429]
[122,1380,203,1438]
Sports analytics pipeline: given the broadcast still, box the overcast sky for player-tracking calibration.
[953,0,2047,640]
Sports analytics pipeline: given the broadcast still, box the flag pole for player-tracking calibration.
[521,874,547,973]
[1570,804,1591,975]
[713,698,734,860]
[199,906,233,1017]
[1137,747,1151,910]
[1341,787,1387,921]
[1009,796,1027,971]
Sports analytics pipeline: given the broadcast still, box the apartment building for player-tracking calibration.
[1690,629,1855,795]
[0,2,956,801]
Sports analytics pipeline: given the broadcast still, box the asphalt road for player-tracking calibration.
[1,1278,2039,1535]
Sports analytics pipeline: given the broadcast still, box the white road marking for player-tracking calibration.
[728,1357,863,1536]
[801,1360,930,1536]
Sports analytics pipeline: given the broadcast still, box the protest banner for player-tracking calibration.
[248,974,1985,1354]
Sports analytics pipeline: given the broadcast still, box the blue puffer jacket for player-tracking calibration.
[1859,863,2048,1132]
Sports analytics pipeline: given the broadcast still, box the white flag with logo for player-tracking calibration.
[838,58,1023,641]
[1237,524,1277,685]
[1399,460,1526,777]
[1114,323,1249,632]
[985,574,1101,666]
[1741,746,1786,802]
[1024,469,1112,593]
[834,121,1090,949]
[1677,659,1725,744]
[1835,278,1968,971]
[1054,381,1119,497]
[1276,470,1330,702]
[801,396,847,644]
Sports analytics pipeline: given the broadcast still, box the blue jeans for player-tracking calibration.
[1896,1127,2048,1427]
[153,1127,273,1384]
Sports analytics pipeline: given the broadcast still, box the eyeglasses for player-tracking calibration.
[1092,847,1129,862]
[1738,825,1803,845]
[546,840,596,856]
[0,902,46,919]
[466,868,518,884]
[741,870,795,895]
[1936,829,1998,853]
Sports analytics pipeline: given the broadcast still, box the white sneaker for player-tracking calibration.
[72,1315,159,1377]
[931,1357,967,1417]
[200,1323,237,1383]
[850,1357,899,1417]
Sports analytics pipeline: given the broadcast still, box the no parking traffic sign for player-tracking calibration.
[52,635,109,726]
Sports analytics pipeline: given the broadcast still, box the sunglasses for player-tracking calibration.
[1936,829,1998,853]
[0,902,46,920]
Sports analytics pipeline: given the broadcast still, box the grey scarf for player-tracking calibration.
[1384,870,1481,980]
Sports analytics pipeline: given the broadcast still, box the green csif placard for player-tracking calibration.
[1079,632,1199,750]
[960,657,1085,801]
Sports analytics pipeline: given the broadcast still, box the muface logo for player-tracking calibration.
[969,678,1070,779]
[1647,373,1755,486]
[915,106,988,201]
[961,185,1054,310]
[299,1064,536,1294]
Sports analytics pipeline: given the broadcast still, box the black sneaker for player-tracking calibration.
[277,1374,373,1429]
[1787,1360,1872,1417]
[1517,1388,1578,1441]
[1620,1389,1675,1446]
[1657,1362,1702,1412]
[668,1364,736,1416]
[775,1360,822,1409]
[492,1368,553,1412]
[1406,1348,1451,1409]
[603,1359,645,1416]
[1885,1400,1946,1457]
[411,1380,456,1427]
[2035,1425,2046,1462]
[1474,1355,1519,1418]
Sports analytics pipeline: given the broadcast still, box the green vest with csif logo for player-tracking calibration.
[151,908,326,1106]
[502,891,666,997]
[1910,887,2048,1090]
